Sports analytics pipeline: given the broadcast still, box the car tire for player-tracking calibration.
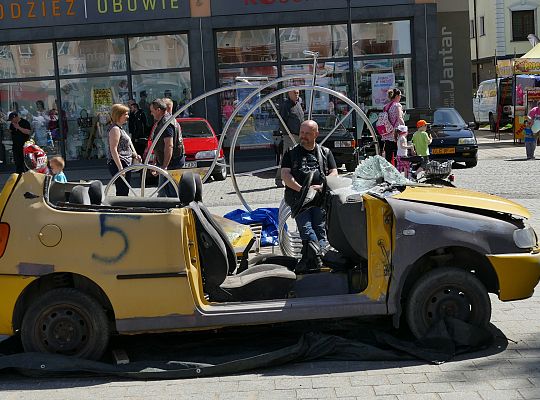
[473,119,480,130]
[406,267,491,339]
[21,288,110,360]
[489,113,496,132]
[212,165,227,181]
[465,159,478,168]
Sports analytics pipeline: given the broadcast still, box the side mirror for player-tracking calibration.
[468,122,476,129]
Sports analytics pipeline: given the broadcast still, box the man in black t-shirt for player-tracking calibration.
[281,120,337,262]
[8,112,32,173]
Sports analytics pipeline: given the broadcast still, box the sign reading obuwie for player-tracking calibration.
[0,0,190,30]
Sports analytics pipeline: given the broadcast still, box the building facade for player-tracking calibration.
[470,0,540,88]
[0,0,454,168]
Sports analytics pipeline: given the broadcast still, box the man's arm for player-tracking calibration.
[328,168,338,177]
[281,167,302,192]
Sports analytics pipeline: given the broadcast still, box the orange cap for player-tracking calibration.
[416,120,428,128]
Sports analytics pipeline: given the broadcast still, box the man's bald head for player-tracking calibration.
[299,120,319,150]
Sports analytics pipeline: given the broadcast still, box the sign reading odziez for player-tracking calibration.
[0,0,190,30]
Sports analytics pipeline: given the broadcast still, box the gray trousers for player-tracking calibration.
[526,141,537,159]
[276,134,299,180]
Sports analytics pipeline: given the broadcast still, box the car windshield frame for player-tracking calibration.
[178,121,214,138]
[432,109,466,127]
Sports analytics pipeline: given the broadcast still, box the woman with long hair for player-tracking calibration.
[381,88,405,164]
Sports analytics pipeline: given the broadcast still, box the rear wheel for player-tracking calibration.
[465,159,478,168]
[406,267,491,339]
[489,113,496,132]
[212,164,227,181]
[21,288,110,360]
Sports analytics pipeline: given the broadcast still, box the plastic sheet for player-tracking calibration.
[352,155,409,192]
[224,208,280,246]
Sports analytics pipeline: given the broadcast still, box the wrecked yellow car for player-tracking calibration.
[0,169,538,360]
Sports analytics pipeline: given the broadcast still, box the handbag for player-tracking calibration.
[77,109,93,128]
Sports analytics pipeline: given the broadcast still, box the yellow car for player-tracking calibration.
[0,170,538,360]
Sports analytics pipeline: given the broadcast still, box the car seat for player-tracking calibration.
[180,172,296,302]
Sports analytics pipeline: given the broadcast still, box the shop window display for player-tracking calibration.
[129,35,189,71]
[0,81,59,164]
[57,38,126,75]
[0,43,54,79]
[219,67,279,149]
[60,76,129,161]
[217,29,277,64]
[279,25,348,60]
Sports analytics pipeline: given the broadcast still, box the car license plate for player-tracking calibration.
[183,161,197,169]
[335,140,354,148]
[432,148,456,155]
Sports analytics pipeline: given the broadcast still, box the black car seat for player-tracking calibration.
[88,180,103,205]
[69,185,90,205]
[180,172,296,302]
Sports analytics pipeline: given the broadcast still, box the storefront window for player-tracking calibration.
[217,29,277,64]
[354,58,413,110]
[57,38,126,75]
[132,71,191,118]
[129,35,189,71]
[219,67,279,149]
[0,43,54,79]
[280,25,348,60]
[351,21,411,56]
[60,76,129,160]
[0,80,59,164]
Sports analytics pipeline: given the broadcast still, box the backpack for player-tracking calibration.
[376,103,395,140]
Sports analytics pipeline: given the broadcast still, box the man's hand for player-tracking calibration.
[311,184,323,192]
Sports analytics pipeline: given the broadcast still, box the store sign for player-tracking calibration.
[0,0,190,30]
[514,58,540,75]
[496,60,514,78]
[211,0,347,15]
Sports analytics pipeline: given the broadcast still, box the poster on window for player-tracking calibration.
[92,88,113,113]
[371,73,395,108]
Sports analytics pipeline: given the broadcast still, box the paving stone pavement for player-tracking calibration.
[0,130,540,399]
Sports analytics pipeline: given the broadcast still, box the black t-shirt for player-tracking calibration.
[281,144,337,204]
[9,118,31,141]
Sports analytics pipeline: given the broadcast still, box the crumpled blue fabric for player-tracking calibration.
[224,208,279,246]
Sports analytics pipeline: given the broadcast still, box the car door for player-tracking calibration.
[473,85,482,121]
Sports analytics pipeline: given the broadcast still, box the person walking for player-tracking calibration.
[380,88,404,164]
[281,120,338,272]
[396,125,413,177]
[107,104,140,196]
[8,112,32,174]
[524,119,537,160]
[276,89,305,187]
[128,100,148,157]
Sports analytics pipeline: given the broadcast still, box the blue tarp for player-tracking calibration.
[224,208,279,246]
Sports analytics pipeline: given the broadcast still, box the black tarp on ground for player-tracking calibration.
[0,318,505,380]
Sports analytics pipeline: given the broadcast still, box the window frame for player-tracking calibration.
[512,9,535,42]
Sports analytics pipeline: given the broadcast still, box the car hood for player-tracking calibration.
[392,186,530,219]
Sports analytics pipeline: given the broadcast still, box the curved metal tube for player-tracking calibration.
[228,84,380,211]
[105,164,179,198]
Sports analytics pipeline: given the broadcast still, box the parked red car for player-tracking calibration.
[177,117,227,181]
[143,117,227,181]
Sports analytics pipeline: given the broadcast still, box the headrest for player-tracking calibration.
[69,185,89,205]
[178,171,196,204]
[88,180,103,205]
[193,173,202,202]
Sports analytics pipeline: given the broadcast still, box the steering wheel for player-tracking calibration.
[291,170,315,219]
[104,164,179,198]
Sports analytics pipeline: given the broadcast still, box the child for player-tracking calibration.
[412,119,432,168]
[396,125,413,177]
[49,156,67,183]
[524,119,537,160]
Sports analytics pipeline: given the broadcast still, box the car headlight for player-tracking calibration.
[458,138,476,145]
[195,150,217,159]
[334,140,355,148]
[513,225,538,249]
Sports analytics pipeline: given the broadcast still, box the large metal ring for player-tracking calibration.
[104,164,178,198]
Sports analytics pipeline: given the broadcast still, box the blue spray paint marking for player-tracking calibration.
[92,214,142,264]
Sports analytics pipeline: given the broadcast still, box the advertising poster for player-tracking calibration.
[371,73,395,108]
[92,88,113,112]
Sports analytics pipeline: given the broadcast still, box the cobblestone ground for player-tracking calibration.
[0,130,539,399]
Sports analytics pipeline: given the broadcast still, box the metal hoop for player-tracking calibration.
[104,164,179,198]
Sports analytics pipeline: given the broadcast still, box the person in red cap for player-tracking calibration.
[412,119,432,168]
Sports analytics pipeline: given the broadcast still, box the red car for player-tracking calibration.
[177,118,227,181]
[144,118,227,181]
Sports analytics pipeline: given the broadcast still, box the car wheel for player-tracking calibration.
[489,113,496,132]
[473,119,480,130]
[21,288,110,360]
[406,267,491,339]
[465,159,478,168]
[212,165,227,181]
[424,178,455,187]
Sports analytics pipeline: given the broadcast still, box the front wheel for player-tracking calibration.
[21,288,110,360]
[465,159,478,168]
[406,267,491,339]
[212,165,227,181]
